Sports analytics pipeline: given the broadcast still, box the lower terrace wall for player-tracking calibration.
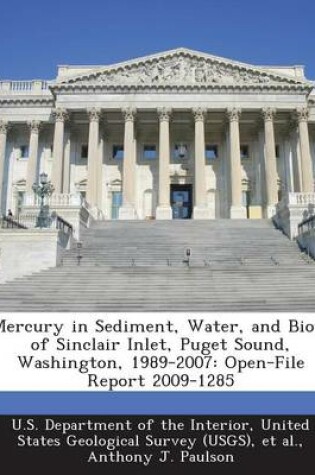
[0,229,63,283]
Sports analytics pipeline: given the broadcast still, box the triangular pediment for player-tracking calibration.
[53,48,312,93]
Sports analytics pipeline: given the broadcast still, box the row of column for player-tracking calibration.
[0,106,314,216]
[156,106,314,219]
[227,107,314,217]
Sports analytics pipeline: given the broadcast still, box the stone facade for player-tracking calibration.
[0,48,315,221]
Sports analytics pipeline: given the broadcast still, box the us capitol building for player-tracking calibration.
[1,47,315,223]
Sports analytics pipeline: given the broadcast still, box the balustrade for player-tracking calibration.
[24,193,82,207]
[287,192,315,206]
[0,80,51,93]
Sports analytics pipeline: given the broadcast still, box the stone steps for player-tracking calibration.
[65,219,305,271]
[1,219,315,311]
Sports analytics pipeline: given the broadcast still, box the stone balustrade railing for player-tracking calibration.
[288,192,315,205]
[0,80,53,94]
[275,191,315,240]
[50,193,83,207]
[24,193,83,207]
[278,192,315,207]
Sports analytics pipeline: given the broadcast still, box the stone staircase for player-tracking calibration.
[0,219,315,311]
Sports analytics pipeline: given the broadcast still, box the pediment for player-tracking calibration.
[52,48,313,93]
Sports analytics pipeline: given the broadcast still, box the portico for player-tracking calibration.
[0,48,314,222]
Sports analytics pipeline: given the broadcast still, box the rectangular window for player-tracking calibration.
[143,145,157,160]
[240,145,249,160]
[81,144,88,159]
[19,145,29,159]
[205,144,218,160]
[275,145,280,158]
[112,145,124,160]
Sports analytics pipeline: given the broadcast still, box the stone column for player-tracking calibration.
[220,129,229,218]
[62,131,71,194]
[86,108,101,207]
[26,121,41,194]
[119,107,137,219]
[0,120,9,213]
[97,125,105,212]
[227,108,246,219]
[51,108,68,193]
[193,108,212,219]
[156,107,172,219]
[262,108,278,216]
[296,107,314,192]
[288,119,302,192]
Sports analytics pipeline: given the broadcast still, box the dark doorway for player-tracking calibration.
[170,184,193,219]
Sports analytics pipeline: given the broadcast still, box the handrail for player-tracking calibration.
[55,215,73,234]
[298,214,315,234]
[0,215,27,229]
[0,213,73,234]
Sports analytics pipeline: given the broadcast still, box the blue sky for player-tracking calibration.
[1,0,314,79]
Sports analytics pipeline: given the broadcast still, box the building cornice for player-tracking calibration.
[51,83,312,95]
[0,96,54,107]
